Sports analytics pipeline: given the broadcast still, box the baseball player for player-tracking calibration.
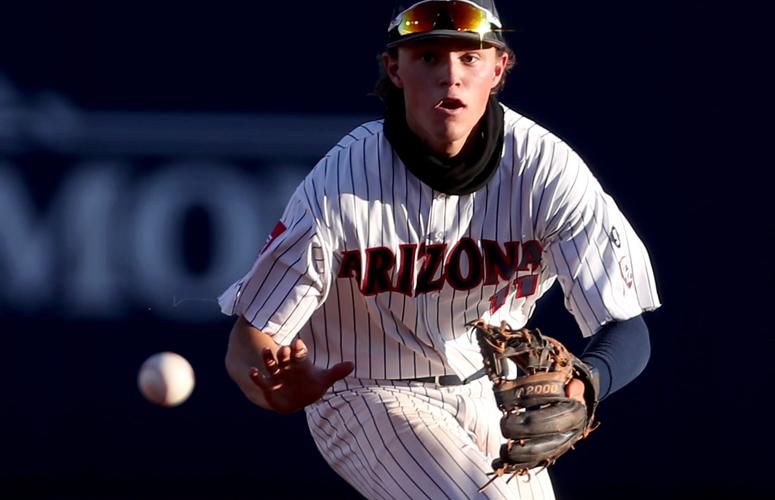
[221,1,660,498]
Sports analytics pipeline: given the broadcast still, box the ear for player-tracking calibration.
[383,52,403,89]
[490,50,510,89]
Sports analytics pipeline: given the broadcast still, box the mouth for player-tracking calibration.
[435,97,466,112]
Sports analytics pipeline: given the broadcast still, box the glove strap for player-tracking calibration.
[573,358,601,426]
[461,367,487,384]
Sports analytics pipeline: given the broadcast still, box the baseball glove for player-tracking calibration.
[470,320,600,489]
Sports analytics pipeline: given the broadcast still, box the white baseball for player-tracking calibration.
[137,352,195,407]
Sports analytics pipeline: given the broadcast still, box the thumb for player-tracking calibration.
[325,361,355,385]
[566,378,586,406]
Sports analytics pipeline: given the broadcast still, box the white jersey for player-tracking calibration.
[220,103,661,499]
[219,104,660,381]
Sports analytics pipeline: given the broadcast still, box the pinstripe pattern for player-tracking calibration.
[218,104,661,498]
[308,378,555,499]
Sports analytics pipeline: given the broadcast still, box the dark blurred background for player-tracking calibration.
[1,1,769,499]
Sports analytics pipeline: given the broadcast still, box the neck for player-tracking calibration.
[436,130,480,159]
[405,117,480,159]
[431,137,468,158]
[382,95,505,195]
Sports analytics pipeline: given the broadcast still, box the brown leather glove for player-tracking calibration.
[471,320,600,489]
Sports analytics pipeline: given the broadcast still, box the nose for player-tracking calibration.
[438,56,463,88]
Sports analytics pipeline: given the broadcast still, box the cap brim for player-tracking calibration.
[386,30,505,49]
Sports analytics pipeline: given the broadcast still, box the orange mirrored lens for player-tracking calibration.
[397,1,490,36]
[445,2,490,32]
[397,4,437,35]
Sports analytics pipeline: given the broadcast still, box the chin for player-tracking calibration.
[435,123,472,144]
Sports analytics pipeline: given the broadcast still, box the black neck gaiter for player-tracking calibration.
[383,94,505,195]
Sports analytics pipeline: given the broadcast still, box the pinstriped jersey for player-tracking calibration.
[218,104,661,380]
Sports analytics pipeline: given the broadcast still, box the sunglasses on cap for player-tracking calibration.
[388,0,502,40]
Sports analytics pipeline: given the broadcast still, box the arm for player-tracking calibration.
[224,315,354,415]
[565,315,651,404]
[580,314,651,400]
[225,315,279,410]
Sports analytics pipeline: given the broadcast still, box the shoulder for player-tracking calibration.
[298,118,388,212]
[501,104,570,158]
[306,118,392,187]
[322,119,385,158]
[500,104,587,182]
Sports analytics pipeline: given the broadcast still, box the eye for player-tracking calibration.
[461,53,480,64]
[421,52,437,64]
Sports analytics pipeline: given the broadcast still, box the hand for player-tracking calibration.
[565,378,586,406]
[249,338,354,415]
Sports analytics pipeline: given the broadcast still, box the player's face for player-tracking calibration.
[384,39,508,158]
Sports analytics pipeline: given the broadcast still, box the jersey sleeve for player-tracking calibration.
[217,182,334,346]
[534,143,661,337]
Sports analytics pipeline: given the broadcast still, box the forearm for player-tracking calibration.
[580,315,651,400]
[225,315,280,410]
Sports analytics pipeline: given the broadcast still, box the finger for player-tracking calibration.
[325,361,355,386]
[291,338,308,362]
[565,378,586,405]
[249,367,271,391]
[249,366,283,400]
[262,348,280,376]
[276,345,292,369]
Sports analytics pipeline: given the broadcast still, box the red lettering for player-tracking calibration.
[518,240,543,272]
[415,243,446,294]
[514,274,538,298]
[488,286,510,313]
[391,244,417,296]
[445,238,483,290]
[482,240,520,285]
[362,247,395,296]
[338,250,362,284]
